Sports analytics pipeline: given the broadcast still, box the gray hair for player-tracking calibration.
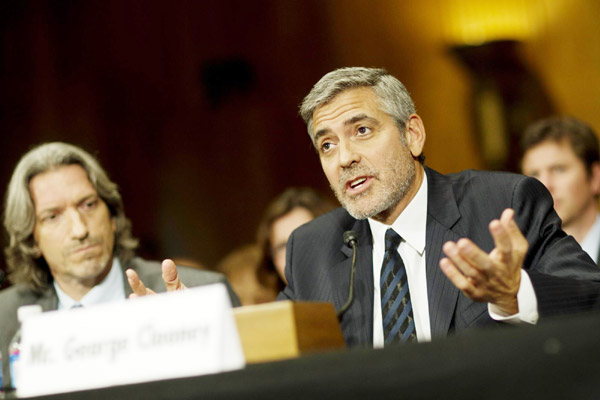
[300,67,418,153]
[4,142,138,291]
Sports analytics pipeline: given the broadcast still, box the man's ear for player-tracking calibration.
[404,114,426,158]
[589,162,600,196]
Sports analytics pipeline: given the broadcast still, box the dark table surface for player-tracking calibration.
[20,310,600,400]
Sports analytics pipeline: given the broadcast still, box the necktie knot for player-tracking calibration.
[384,228,402,253]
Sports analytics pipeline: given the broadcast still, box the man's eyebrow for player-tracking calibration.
[313,113,378,142]
[313,127,330,143]
[344,113,373,126]
[37,205,60,217]
[36,193,98,216]
[77,193,99,204]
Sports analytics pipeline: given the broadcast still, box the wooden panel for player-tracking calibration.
[233,301,345,363]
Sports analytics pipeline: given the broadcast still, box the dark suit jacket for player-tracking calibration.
[280,168,600,347]
[0,257,240,387]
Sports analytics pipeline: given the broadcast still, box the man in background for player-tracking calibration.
[0,142,239,386]
[521,116,600,263]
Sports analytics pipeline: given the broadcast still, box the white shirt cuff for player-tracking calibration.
[488,269,539,325]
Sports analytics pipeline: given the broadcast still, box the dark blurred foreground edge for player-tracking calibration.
[23,310,600,400]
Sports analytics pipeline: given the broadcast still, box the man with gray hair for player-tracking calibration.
[278,67,600,347]
[0,142,239,386]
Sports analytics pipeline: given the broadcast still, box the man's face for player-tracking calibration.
[522,139,599,227]
[30,164,116,288]
[312,87,423,224]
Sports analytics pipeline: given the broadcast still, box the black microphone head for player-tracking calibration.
[0,269,5,286]
[343,230,359,248]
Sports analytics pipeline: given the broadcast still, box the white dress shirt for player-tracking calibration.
[54,258,126,310]
[370,173,538,348]
[370,173,430,347]
[580,213,600,264]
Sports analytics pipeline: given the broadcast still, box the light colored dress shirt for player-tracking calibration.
[54,258,126,310]
[370,173,430,347]
[580,213,600,264]
[370,173,538,348]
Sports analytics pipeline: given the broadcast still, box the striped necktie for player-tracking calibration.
[380,228,416,345]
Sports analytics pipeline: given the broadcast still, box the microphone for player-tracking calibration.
[343,230,359,248]
[0,269,5,287]
[337,230,359,318]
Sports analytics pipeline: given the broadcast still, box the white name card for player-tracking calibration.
[18,283,245,397]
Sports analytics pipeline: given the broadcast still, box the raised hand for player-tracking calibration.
[126,259,187,298]
[439,208,529,315]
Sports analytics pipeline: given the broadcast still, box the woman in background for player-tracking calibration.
[218,187,335,305]
[256,187,335,291]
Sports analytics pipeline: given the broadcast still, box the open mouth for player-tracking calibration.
[346,176,372,194]
[349,177,367,189]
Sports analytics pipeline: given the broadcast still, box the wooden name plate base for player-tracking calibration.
[233,300,346,363]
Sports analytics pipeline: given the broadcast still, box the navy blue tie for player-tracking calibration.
[381,228,416,344]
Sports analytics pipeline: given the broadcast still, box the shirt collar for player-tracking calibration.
[580,213,600,262]
[368,172,428,255]
[54,257,126,310]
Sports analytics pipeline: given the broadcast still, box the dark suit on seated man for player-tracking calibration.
[0,142,239,387]
[278,67,600,347]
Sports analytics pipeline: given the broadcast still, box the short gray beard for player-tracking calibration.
[331,157,416,221]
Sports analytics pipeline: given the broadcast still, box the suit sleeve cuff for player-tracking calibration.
[488,269,539,325]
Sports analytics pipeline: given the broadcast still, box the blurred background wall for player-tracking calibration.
[1,0,599,273]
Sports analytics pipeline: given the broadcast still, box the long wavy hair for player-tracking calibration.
[4,142,138,291]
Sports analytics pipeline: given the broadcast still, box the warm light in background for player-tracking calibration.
[443,0,565,45]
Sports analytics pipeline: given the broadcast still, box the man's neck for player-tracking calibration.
[563,205,599,244]
[53,262,113,302]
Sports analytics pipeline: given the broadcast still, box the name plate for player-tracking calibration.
[18,283,245,397]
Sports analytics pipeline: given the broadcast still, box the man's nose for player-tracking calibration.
[339,139,361,168]
[68,209,89,240]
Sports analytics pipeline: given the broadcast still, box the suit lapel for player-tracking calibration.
[33,285,59,311]
[332,218,374,346]
[425,168,465,338]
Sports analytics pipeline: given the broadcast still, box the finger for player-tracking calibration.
[443,240,484,279]
[455,238,497,274]
[500,208,515,225]
[489,218,512,264]
[500,208,528,255]
[162,259,186,291]
[439,257,477,297]
[126,269,148,297]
